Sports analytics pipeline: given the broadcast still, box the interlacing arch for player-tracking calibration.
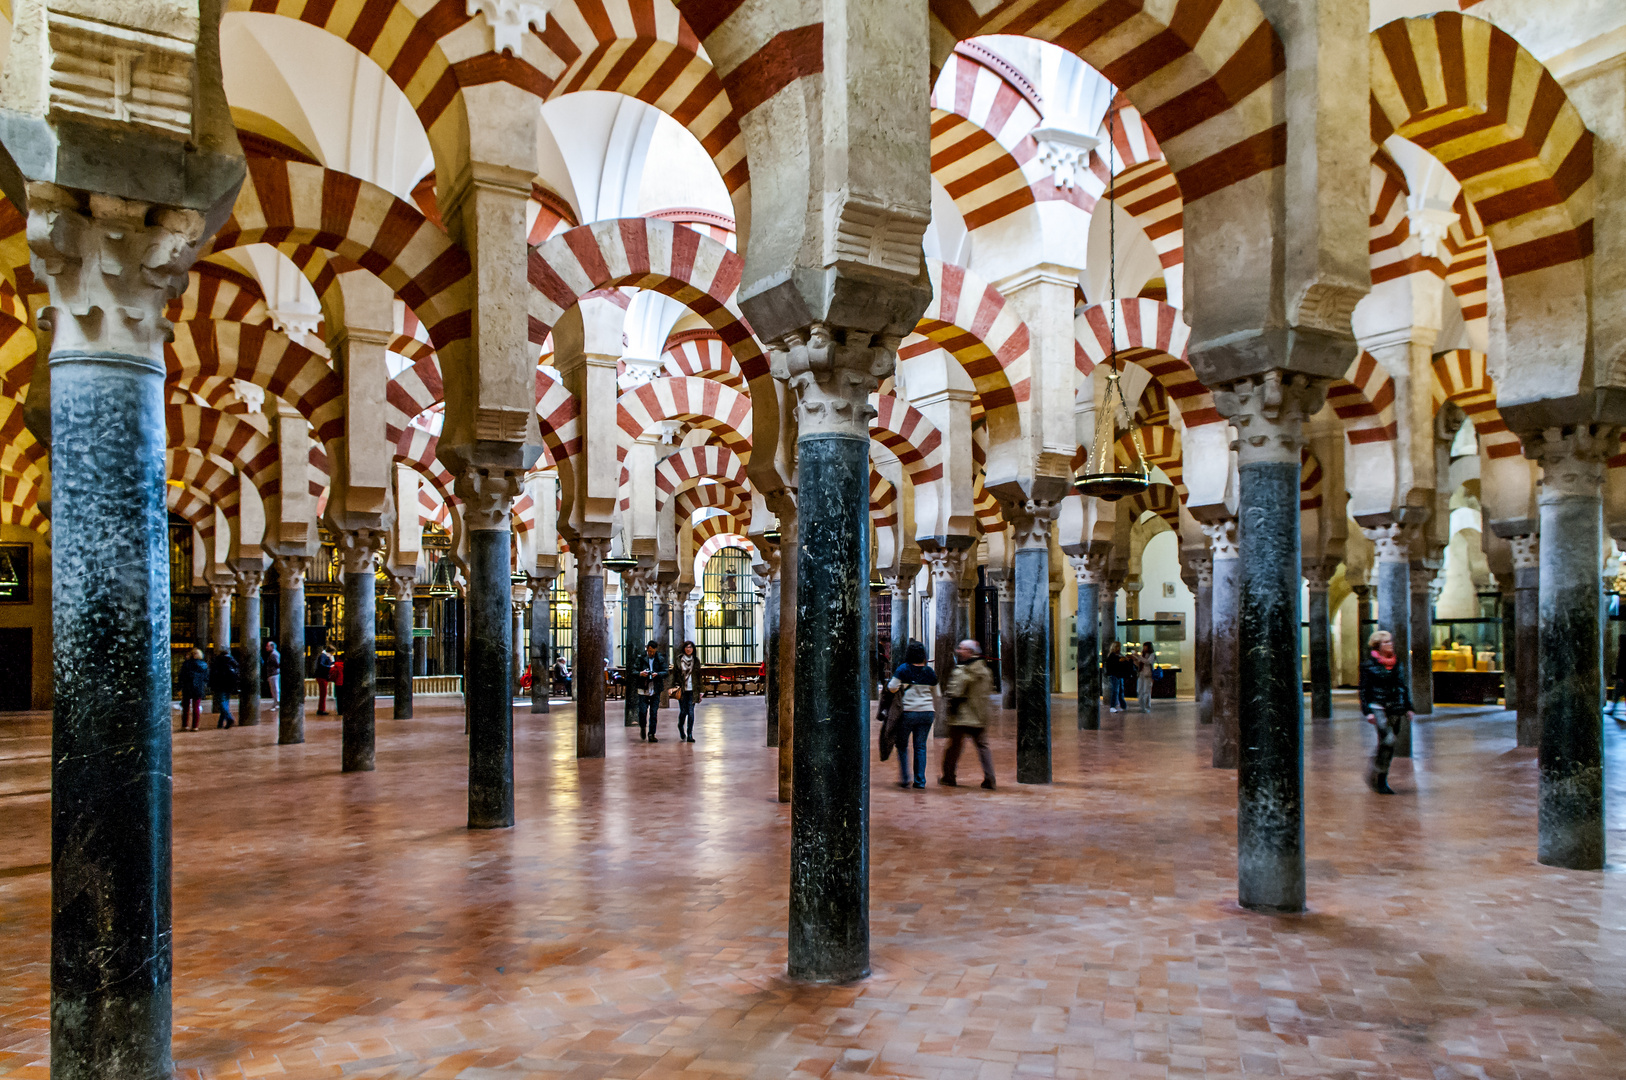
[165,405,281,499]
[0,402,46,488]
[1432,348,1521,459]
[396,426,458,511]
[1074,299,1218,428]
[903,260,1030,439]
[693,530,756,574]
[676,483,747,522]
[869,395,945,486]
[1370,13,1594,281]
[535,367,581,462]
[167,482,219,554]
[662,330,744,390]
[654,445,748,512]
[929,0,1285,208]
[169,265,273,326]
[0,471,46,534]
[385,356,445,443]
[1327,351,1399,448]
[929,45,1050,231]
[691,514,746,550]
[168,320,346,443]
[616,376,752,462]
[1098,94,1162,171]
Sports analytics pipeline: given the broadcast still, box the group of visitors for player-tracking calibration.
[879,639,996,791]
[1100,641,1159,713]
[628,640,704,743]
[175,640,283,730]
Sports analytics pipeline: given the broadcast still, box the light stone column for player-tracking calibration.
[995,574,1015,709]
[272,555,312,744]
[234,568,264,725]
[458,469,520,828]
[1070,551,1109,731]
[1191,555,1214,725]
[1363,523,1413,756]
[1525,427,1616,870]
[1216,371,1328,915]
[336,528,386,772]
[211,583,234,656]
[1203,520,1240,767]
[391,573,415,720]
[1510,534,1540,748]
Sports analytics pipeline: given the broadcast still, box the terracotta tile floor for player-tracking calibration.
[4,692,1626,1078]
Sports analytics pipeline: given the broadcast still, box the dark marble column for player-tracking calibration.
[766,561,781,748]
[1366,525,1412,756]
[1305,564,1332,720]
[1099,583,1118,649]
[1193,556,1214,725]
[573,539,609,757]
[462,482,518,829]
[235,568,263,725]
[789,431,870,983]
[529,573,553,714]
[886,576,908,663]
[194,594,210,653]
[1527,429,1614,870]
[392,575,414,720]
[1224,373,1326,915]
[1496,576,1515,714]
[211,583,233,656]
[50,343,175,1079]
[1204,521,1240,768]
[622,574,648,728]
[1409,564,1437,719]
[1512,535,1541,747]
[1071,552,1107,730]
[996,575,1016,709]
[338,531,383,772]
[1013,511,1056,784]
[274,556,309,745]
[926,547,969,737]
[413,600,429,676]
[511,597,524,686]
[777,509,798,804]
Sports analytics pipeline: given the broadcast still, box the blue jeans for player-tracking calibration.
[898,712,933,786]
[677,692,696,739]
[1109,677,1127,710]
[213,691,233,726]
[639,694,660,738]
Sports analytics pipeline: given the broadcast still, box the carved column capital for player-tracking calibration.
[1410,564,1439,593]
[336,528,387,576]
[769,323,899,438]
[572,537,610,578]
[456,466,522,531]
[390,574,416,603]
[1522,426,1619,502]
[1188,554,1214,589]
[1362,523,1411,563]
[1302,564,1331,591]
[1201,519,1239,561]
[620,565,655,597]
[233,568,264,597]
[27,182,207,359]
[1213,370,1329,466]
[527,571,558,594]
[1070,551,1110,586]
[209,582,234,604]
[1006,501,1059,551]
[1510,534,1539,572]
[995,576,1014,603]
[272,555,312,589]
[922,546,971,582]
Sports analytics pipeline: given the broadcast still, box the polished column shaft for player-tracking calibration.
[393,580,414,720]
[765,569,781,747]
[1013,515,1054,784]
[1410,567,1436,719]
[997,578,1015,710]
[467,523,515,828]
[1306,568,1332,720]
[575,540,609,757]
[1206,521,1240,768]
[530,576,551,714]
[1512,536,1541,748]
[235,572,262,725]
[340,534,381,773]
[623,584,646,727]
[1193,557,1214,725]
[276,558,308,745]
[1071,552,1106,731]
[926,548,968,737]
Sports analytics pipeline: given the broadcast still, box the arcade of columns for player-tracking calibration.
[1,0,1623,1074]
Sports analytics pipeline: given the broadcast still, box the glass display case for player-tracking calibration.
[1116,617,1182,698]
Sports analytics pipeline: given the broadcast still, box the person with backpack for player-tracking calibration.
[886,640,938,789]
[314,647,334,715]
[209,646,240,728]
[178,648,209,732]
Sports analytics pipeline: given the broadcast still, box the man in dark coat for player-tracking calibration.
[635,640,669,741]
[209,647,240,729]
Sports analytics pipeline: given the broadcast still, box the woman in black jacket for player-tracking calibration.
[1359,630,1413,794]
[178,649,209,731]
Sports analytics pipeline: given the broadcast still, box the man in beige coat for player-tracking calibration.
[940,640,995,789]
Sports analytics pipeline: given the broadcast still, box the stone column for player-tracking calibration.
[337,529,385,772]
[1511,534,1541,747]
[1204,520,1240,767]
[996,575,1015,709]
[1192,555,1214,724]
[38,185,217,1079]
[413,601,429,676]
[1410,564,1438,719]
[234,568,263,725]
[194,594,211,653]
[1304,563,1332,720]
[459,471,520,828]
[274,556,310,744]
[777,506,799,804]
[1099,582,1119,649]
[1070,552,1108,730]
[923,546,970,736]
[1525,428,1615,870]
[1217,372,1327,915]
[1364,523,1412,755]
[765,554,782,747]
[211,583,233,655]
[1012,505,1058,784]
[529,573,554,714]
[886,573,909,661]
[573,537,610,757]
[777,324,891,984]
[621,568,650,728]
[511,595,525,686]
[392,575,415,720]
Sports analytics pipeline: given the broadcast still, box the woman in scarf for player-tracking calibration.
[673,640,703,742]
[1359,630,1413,794]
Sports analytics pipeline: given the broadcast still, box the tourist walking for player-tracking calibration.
[1359,630,1413,794]
[1134,642,1156,713]
[314,647,334,715]
[672,640,703,742]
[209,647,239,728]
[940,639,995,789]
[1104,641,1128,712]
[887,640,938,789]
[178,648,208,731]
[635,640,668,741]
[261,640,280,706]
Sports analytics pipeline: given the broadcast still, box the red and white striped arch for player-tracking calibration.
[1327,351,1399,447]
[535,367,581,463]
[616,376,752,461]
[165,405,280,499]
[395,426,458,511]
[169,265,271,327]
[0,402,46,488]
[693,529,757,574]
[1097,95,1162,171]
[1075,300,1219,428]
[662,330,745,390]
[869,395,945,486]
[870,470,898,531]
[655,445,748,512]
[929,47,1048,231]
[1432,348,1520,459]
[901,260,1030,436]
[167,320,345,443]
[1108,160,1184,276]
[0,471,46,534]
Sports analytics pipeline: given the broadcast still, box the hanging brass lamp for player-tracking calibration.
[1073,99,1150,504]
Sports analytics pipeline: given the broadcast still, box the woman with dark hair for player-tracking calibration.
[886,639,938,789]
[673,640,703,742]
